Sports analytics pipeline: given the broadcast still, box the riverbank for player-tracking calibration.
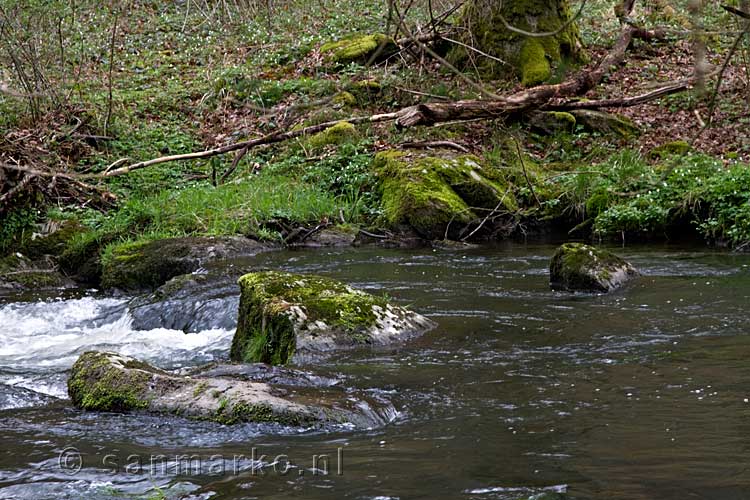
[2,0,750,280]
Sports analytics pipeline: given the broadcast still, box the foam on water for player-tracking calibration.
[0,296,235,399]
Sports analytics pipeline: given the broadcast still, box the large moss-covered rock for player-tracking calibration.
[231,271,435,365]
[549,242,638,292]
[320,33,398,65]
[68,351,392,428]
[374,151,517,240]
[448,0,585,85]
[101,236,270,292]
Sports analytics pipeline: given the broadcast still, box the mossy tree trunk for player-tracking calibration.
[454,0,585,86]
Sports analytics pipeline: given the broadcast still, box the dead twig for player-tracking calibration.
[401,140,470,153]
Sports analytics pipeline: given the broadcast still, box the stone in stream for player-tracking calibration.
[231,271,435,365]
[68,351,393,428]
[100,236,273,292]
[549,243,639,293]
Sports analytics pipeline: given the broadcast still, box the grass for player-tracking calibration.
[85,171,354,245]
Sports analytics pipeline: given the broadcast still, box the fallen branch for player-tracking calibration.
[544,70,721,111]
[400,140,470,153]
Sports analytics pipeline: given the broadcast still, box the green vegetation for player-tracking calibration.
[68,352,151,412]
[546,150,750,246]
[1,0,749,276]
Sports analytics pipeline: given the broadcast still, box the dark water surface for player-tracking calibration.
[1,243,750,500]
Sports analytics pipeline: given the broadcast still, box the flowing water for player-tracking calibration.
[1,243,750,500]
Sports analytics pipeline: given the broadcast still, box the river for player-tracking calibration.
[1,243,749,500]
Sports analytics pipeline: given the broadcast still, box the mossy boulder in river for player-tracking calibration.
[549,243,639,293]
[374,151,517,240]
[320,33,398,65]
[231,271,435,365]
[101,236,271,292]
[68,351,392,428]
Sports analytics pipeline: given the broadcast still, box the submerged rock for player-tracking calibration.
[192,363,340,388]
[128,270,243,332]
[549,242,638,293]
[231,271,435,365]
[101,236,272,292]
[320,34,398,65]
[0,384,56,410]
[68,351,392,428]
[374,151,517,240]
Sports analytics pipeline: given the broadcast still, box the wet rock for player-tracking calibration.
[0,385,56,410]
[549,242,638,293]
[374,151,517,240]
[128,271,241,332]
[101,236,273,292]
[569,109,639,138]
[291,227,358,248]
[320,34,398,65]
[231,271,435,365]
[68,351,391,428]
[191,363,340,387]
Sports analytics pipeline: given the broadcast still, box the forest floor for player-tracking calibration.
[1,0,750,284]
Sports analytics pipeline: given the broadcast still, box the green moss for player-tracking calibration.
[305,121,359,151]
[520,39,552,87]
[374,151,517,239]
[349,80,382,104]
[0,253,28,274]
[549,242,634,292]
[100,238,195,291]
[332,91,356,107]
[649,140,691,159]
[528,111,577,134]
[68,352,151,412]
[231,271,390,365]
[214,400,306,426]
[320,34,398,65]
[20,221,86,260]
[0,270,65,288]
[585,190,612,217]
[570,110,639,138]
[448,0,584,82]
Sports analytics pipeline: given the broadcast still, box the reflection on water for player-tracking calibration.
[1,243,750,499]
